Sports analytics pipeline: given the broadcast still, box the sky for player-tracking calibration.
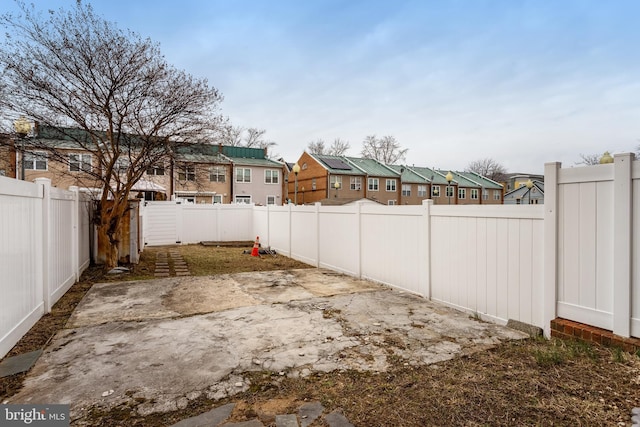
[4,0,640,174]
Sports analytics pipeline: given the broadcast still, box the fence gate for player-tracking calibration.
[142,201,182,246]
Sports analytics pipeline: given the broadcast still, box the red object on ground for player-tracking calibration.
[251,236,260,257]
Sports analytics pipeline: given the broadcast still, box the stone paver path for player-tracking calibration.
[154,249,191,277]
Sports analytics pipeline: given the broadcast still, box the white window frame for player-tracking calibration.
[234,195,251,204]
[24,151,48,171]
[471,189,479,200]
[264,169,279,184]
[482,189,488,200]
[388,200,397,206]
[494,190,501,200]
[330,175,342,189]
[446,186,454,198]
[213,195,223,204]
[236,168,251,183]
[402,184,411,197]
[458,188,466,199]
[115,157,130,174]
[69,153,92,173]
[368,178,379,191]
[350,176,362,191]
[417,185,427,197]
[431,185,440,197]
[266,195,276,205]
[386,179,397,192]
[209,166,226,182]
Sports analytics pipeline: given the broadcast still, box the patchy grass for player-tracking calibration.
[2,246,640,426]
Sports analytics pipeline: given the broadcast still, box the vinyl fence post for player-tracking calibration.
[356,202,362,279]
[69,186,80,282]
[613,153,633,338]
[315,202,321,268]
[35,178,52,313]
[422,199,433,299]
[543,162,560,338]
[288,202,293,258]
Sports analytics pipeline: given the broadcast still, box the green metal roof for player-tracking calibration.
[439,171,480,188]
[345,157,399,177]
[408,166,452,185]
[221,146,267,159]
[387,165,430,183]
[228,156,282,167]
[457,171,503,189]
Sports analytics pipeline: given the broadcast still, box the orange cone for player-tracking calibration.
[251,236,260,257]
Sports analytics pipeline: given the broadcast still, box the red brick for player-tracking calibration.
[591,331,602,345]
[565,325,574,335]
[581,329,592,341]
[602,335,612,346]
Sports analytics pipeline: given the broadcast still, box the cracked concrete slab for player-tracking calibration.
[9,268,527,423]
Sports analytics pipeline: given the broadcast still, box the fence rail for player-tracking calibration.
[0,177,91,359]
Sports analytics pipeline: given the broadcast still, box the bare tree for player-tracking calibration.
[0,1,223,269]
[360,135,407,164]
[329,138,350,156]
[575,153,605,166]
[465,158,507,181]
[218,122,244,146]
[307,139,327,154]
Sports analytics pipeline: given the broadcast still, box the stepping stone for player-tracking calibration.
[154,273,170,277]
[299,402,323,427]
[222,420,264,427]
[176,272,190,276]
[275,414,299,427]
[0,350,43,378]
[170,402,235,427]
[324,411,354,427]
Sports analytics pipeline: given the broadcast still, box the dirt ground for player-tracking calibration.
[2,245,640,426]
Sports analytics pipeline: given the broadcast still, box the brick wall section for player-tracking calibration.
[550,318,640,353]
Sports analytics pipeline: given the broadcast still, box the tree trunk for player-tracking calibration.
[97,199,128,270]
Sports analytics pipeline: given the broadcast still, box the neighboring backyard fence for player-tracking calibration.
[141,155,640,340]
[0,177,91,359]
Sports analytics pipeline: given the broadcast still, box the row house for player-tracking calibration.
[287,151,504,205]
[3,126,285,205]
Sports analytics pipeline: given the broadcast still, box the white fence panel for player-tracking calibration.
[266,206,292,255]
[253,207,269,244]
[431,205,544,327]
[48,187,76,307]
[318,206,360,276]
[1,177,90,359]
[360,204,427,294]
[290,205,319,266]
[556,168,614,330]
[143,202,180,246]
[216,205,254,242]
[182,205,219,243]
[0,178,44,359]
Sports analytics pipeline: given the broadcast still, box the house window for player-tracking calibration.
[302,162,308,170]
[235,195,251,204]
[236,168,251,183]
[402,184,411,196]
[69,154,92,172]
[350,176,362,190]
[178,165,195,181]
[482,189,488,200]
[266,195,276,205]
[446,186,454,198]
[431,185,440,197]
[115,158,130,173]
[368,178,379,191]
[386,179,397,192]
[458,188,466,199]
[417,185,427,197]
[24,152,47,170]
[147,163,165,176]
[213,195,222,204]
[0,169,5,176]
[471,189,479,200]
[388,200,397,206]
[312,178,317,190]
[330,175,342,189]
[516,198,521,205]
[265,169,279,184]
[494,190,501,200]
[209,166,226,182]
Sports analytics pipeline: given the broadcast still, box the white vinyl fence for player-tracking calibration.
[140,154,640,340]
[0,177,91,359]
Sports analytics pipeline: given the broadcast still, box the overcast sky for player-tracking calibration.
[5,0,640,174]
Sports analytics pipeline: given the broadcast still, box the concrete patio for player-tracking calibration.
[8,269,527,424]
